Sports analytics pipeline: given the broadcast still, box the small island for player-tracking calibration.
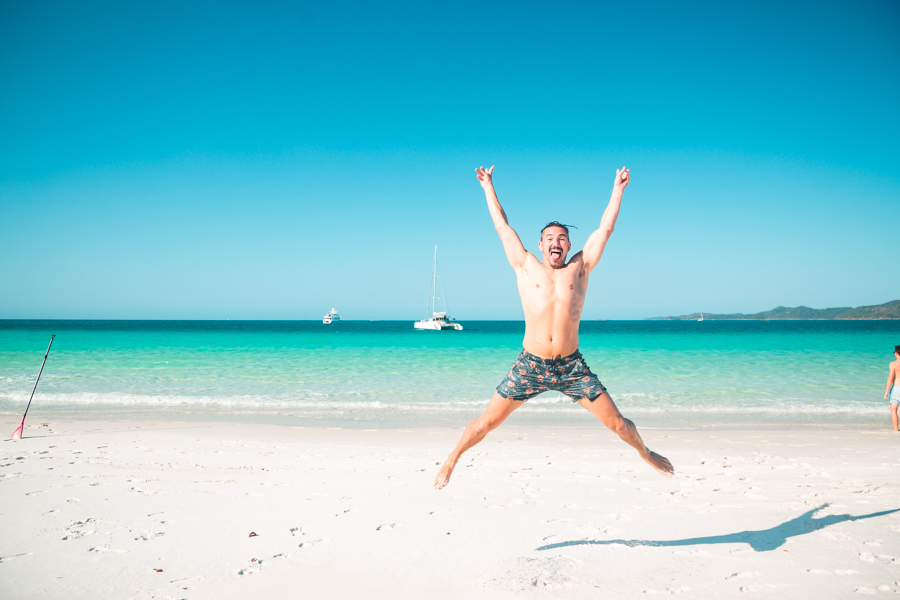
[648,299,900,320]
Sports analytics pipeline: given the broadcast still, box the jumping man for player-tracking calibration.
[433,166,674,489]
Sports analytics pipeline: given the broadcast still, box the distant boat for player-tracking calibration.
[323,308,341,324]
[698,313,704,321]
[415,246,463,331]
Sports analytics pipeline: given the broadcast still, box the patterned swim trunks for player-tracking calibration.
[496,349,608,402]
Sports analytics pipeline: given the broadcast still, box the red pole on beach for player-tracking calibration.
[10,335,55,441]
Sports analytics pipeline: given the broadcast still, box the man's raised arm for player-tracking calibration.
[581,167,630,274]
[476,166,527,269]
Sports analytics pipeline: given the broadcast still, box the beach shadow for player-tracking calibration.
[537,504,900,552]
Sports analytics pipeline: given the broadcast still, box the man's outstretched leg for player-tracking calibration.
[578,393,674,477]
[433,392,522,489]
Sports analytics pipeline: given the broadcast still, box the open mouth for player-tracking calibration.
[550,248,562,261]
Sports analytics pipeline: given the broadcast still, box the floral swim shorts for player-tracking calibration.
[496,349,608,402]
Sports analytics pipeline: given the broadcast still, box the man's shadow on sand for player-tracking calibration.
[537,504,899,552]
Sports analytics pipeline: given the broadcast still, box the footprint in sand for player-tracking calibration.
[239,561,262,575]
[0,552,33,563]
[376,523,400,531]
[170,575,205,590]
[498,555,581,591]
[289,527,303,536]
[238,553,289,575]
[63,519,98,540]
[857,584,896,594]
[859,553,876,563]
[644,586,691,595]
[88,546,126,553]
[131,530,164,541]
[725,572,759,580]
[298,539,329,548]
[531,572,574,589]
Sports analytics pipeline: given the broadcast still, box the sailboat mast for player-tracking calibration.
[423,246,436,320]
[430,245,437,317]
[437,251,449,315]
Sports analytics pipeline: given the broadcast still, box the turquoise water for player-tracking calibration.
[1,320,898,428]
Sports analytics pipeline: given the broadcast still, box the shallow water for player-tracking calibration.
[1,320,897,428]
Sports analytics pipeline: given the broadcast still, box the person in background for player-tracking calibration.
[885,345,900,431]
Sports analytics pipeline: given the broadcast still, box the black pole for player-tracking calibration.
[21,335,55,421]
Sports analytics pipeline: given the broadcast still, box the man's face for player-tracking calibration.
[539,226,571,269]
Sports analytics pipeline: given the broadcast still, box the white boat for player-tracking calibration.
[415,246,463,331]
[698,313,704,322]
[415,310,462,330]
[323,308,341,324]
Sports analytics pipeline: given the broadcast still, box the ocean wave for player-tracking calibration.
[0,391,887,416]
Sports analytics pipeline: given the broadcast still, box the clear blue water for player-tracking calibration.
[1,320,898,428]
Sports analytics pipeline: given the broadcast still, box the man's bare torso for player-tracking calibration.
[517,251,588,358]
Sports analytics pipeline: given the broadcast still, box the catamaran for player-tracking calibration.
[415,246,463,331]
[323,308,341,324]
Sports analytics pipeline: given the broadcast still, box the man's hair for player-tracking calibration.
[895,345,900,355]
[541,221,577,237]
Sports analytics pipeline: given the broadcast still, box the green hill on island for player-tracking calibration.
[649,300,900,320]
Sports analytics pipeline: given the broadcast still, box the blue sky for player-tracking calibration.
[1,0,898,319]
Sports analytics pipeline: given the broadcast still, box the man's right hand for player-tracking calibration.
[476,165,495,189]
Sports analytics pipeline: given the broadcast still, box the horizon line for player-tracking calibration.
[1,318,898,323]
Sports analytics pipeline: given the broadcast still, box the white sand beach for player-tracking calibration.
[1,418,898,599]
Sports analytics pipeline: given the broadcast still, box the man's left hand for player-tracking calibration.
[614,167,630,191]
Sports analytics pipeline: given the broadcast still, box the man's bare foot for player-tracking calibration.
[643,449,674,478]
[433,459,456,490]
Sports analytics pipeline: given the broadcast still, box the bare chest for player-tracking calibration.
[517,264,586,304]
